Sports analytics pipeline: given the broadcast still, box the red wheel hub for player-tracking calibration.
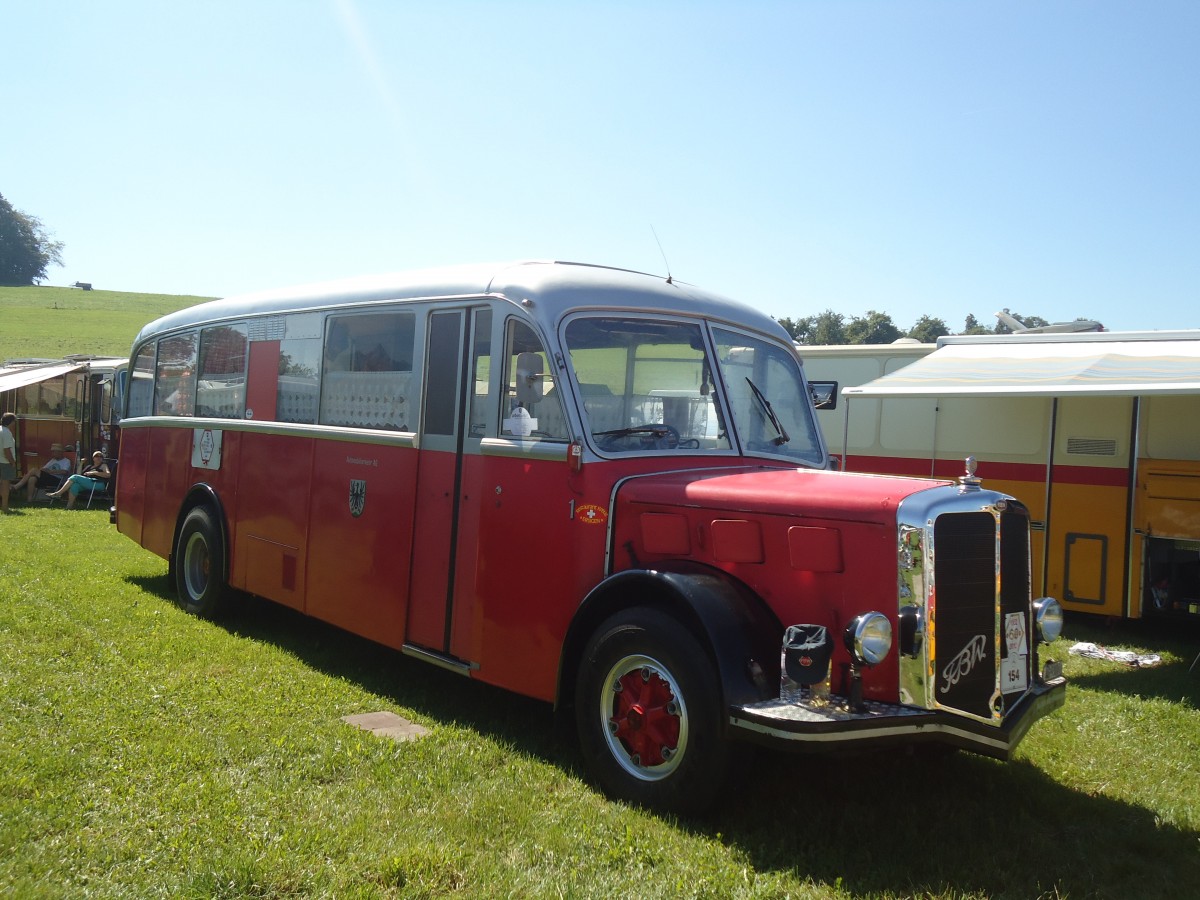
[610,668,680,767]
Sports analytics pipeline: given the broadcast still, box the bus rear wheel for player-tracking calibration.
[174,506,228,619]
[575,607,730,813]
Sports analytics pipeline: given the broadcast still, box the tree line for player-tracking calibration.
[779,309,1053,345]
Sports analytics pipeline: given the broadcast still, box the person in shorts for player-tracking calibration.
[11,442,72,502]
[0,412,17,514]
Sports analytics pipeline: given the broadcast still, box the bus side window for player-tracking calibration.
[127,343,156,418]
[320,312,415,430]
[155,332,198,417]
[276,337,322,424]
[14,375,69,417]
[196,324,248,419]
[17,382,37,415]
[500,319,569,441]
[468,308,493,438]
[61,373,81,419]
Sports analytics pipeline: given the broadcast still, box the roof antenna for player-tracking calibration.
[651,225,673,284]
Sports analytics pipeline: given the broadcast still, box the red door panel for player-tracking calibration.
[306,440,418,649]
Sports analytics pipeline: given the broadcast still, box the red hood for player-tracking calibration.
[617,466,950,526]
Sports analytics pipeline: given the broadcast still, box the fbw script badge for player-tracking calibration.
[349,479,367,517]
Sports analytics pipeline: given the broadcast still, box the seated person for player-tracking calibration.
[12,443,72,502]
[46,450,111,509]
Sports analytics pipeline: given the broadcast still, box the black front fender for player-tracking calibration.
[558,563,782,718]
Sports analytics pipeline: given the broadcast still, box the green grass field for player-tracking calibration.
[2,508,1200,898]
[2,288,1199,897]
[0,285,211,363]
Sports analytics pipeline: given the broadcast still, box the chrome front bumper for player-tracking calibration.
[729,670,1066,760]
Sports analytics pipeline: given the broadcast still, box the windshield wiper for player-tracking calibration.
[745,378,790,445]
[594,426,671,438]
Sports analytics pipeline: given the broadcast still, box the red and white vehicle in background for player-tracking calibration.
[113,261,1066,810]
[0,354,126,476]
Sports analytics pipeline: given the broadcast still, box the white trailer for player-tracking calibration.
[801,331,1200,620]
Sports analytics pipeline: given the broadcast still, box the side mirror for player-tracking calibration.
[809,381,837,410]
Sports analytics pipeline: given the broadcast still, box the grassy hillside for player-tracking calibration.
[0,285,214,363]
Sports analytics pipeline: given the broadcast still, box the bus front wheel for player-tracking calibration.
[575,607,731,813]
[174,506,228,619]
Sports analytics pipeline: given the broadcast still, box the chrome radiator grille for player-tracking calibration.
[898,487,1034,723]
[933,512,998,719]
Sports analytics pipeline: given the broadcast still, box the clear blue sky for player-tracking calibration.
[4,1,1198,333]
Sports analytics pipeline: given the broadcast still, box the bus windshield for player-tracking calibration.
[711,327,824,465]
[564,316,824,464]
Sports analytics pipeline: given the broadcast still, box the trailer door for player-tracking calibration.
[1045,395,1135,617]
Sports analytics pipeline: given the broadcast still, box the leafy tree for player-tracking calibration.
[0,192,64,285]
[845,310,901,345]
[961,313,991,335]
[907,315,949,343]
[800,310,848,345]
[776,317,807,341]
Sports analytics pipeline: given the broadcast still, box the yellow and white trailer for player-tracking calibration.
[801,331,1200,620]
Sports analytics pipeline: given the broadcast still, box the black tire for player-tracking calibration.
[174,506,229,619]
[575,607,731,813]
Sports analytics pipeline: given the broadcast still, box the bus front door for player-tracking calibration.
[406,310,469,652]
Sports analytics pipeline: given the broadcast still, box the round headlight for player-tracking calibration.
[844,612,893,666]
[1034,597,1064,644]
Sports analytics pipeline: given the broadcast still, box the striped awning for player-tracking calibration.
[0,361,85,394]
[845,335,1200,399]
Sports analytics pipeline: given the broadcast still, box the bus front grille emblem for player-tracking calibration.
[349,479,367,517]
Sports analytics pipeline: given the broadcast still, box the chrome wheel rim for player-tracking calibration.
[598,653,687,781]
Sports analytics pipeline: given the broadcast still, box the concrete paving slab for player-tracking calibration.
[341,711,430,743]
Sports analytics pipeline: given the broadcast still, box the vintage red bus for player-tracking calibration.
[113,261,1066,810]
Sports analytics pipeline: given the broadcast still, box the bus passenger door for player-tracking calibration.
[406,310,469,651]
[447,315,584,701]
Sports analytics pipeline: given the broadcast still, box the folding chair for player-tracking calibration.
[43,469,70,498]
[85,458,117,509]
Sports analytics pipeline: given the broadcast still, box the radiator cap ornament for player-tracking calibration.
[959,455,982,492]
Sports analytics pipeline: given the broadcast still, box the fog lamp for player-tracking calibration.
[844,612,893,666]
[1034,597,1064,644]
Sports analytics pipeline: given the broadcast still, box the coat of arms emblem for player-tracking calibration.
[349,479,367,517]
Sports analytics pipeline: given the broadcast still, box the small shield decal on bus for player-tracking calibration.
[349,479,367,518]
